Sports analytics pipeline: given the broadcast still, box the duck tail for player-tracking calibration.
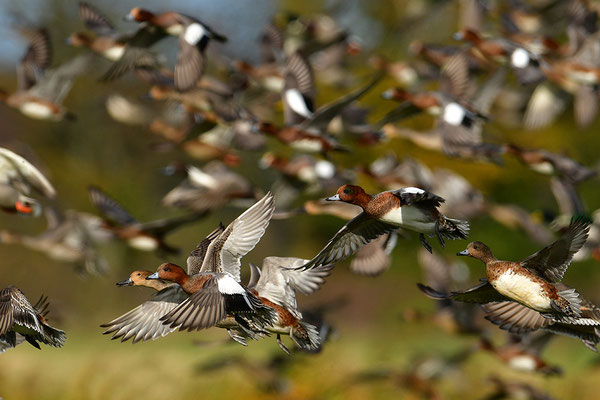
[440,217,470,240]
[290,320,321,352]
[551,289,583,320]
[41,324,67,348]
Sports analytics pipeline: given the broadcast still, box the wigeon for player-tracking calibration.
[0,30,90,122]
[0,206,110,275]
[146,193,277,334]
[123,7,227,91]
[0,147,55,216]
[478,332,562,376]
[88,185,202,254]
[418,218,598,339]
[161,161,255,215]
[100,270,188,343]
[300,184,469,270]
[0,286,65,350]
[246,256,333,353]
[282,52,315,126]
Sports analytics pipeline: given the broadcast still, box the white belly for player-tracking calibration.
[379,206,435,233]
[492,270,552,311]
[20,102,56,120]
[166,24,184,36]
[127,236,159,251]
[103,46,125,61]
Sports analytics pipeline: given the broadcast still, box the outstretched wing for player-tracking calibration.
[187,224,225,275]
[88,185,138,226]
[417,280,510,303]
[521,217,590,282]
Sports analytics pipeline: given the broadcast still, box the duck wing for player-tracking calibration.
[481,301,552,334]
[17,29,52,92]
[100,285,187,343]
[417,280,510,303]
[521,217,590,282]
[391,187,445,207]
[88,185,138,227]
[187,224,225,275]
[0,148,56,198]
[299,213,398,270]
[79,2,116,36]
[283,51,315,126]
[350,231,398,276]
[199,192,274,281]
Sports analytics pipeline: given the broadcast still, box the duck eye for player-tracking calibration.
[473,244,478,250]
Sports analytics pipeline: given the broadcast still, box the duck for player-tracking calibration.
[478,332,562,375]
[88,185,202,254]
[123,7,227,91]
[161,161,255,215]
[299,184,470,270]
[0,286,65,350]
[0,147,55,216]
[418,218,598,338]
[146,193,277,335]
[246,256,333,353]
[100,270,188,343]
[0,206,110,275]
[0,29,90,122]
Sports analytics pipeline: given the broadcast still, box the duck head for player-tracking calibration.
[147,262,187,284]
[116,270,153,286]
[327,185,370,207]
[125,7,155,22]
[457,241,494,263]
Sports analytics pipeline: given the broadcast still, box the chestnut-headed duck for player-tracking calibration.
[0,206,110,275]
[246,256,333,353]
[419,218,595,326]
[88,185,201,254]
[123,7,227,91]
[300,185,470,271]
[147,193,277,333]
[0,286,65,350]
[100,270,188,343]
[162,161,255,215]
[0,147,55,216]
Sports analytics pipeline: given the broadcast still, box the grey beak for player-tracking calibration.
[381,90,394,100]
[116,277,133,287]
[452,32,464,41]
[123,13,135,22]
[457,249,469,256]
[326,194,340,201]
[146,272,160,280]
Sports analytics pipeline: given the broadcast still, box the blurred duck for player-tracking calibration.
[68,2,161,81]
[0,206,110,275]
[0,147,55,216]
[478,332,562,375]
[0,29,90,121]
[503,143,597,184]
[246,256,333,353]
[484,375,555,400]
[147,193,277,335]
[0,286,65,350]
[299,185,470,271]
[162,161,255,215]
[88,185,202,254]
[122,7,227,91]
[418,219,599,341]
[101,270,188,343]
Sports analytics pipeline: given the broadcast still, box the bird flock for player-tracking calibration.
[1,1,600,393]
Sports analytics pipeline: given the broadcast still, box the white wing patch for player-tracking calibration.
[285,88,313,118]
[187,166,218,188]
[183,23,206,45]
[442,102,466,126]
[401,187,425,195]
[217,274,245,295]
[511,48,530,69]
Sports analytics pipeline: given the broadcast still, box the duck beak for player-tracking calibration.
[326,194,340,201]
[452,31,464,40]
[123,13,135,22]
[146,272,160,280]
[457,249,470,256]
[381,89,394,100]
[116,277,133,287]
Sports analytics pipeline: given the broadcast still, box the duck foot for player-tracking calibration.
[420,233,433,254]
[227,329,248,346]
[276,334,290,355]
